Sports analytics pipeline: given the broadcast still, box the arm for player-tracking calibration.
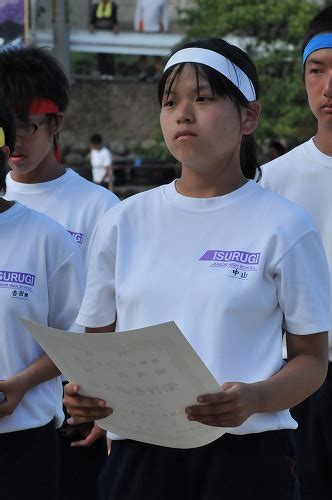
[0,354,60,418]
[185,331,328,427]
[187,228,330,428]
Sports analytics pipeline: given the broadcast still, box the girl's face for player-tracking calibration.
[305,48,332,127]
[160,64,259,177]
[9,113,63,180]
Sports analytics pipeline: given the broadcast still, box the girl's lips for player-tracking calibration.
[10,155,27,164]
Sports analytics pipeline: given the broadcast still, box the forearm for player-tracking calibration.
[14,354,60,392]
[85,322,115,333]
[254,345,328,413]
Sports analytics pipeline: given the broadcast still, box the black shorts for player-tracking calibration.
[98,430,299,500]
[291,362,332,500]
[0,419,60,500]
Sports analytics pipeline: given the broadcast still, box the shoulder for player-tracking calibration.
[254,182,317,236]
[261,143,307,184]
[99,185,162,226]
[21,204,78,248]
[66,169,119,207]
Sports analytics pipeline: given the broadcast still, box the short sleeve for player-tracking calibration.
[274,230,330,334]
[103,148,112,166]
[48,248,84,331]
[76,222,117,328]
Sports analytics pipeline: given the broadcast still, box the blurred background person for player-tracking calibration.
[89,0,119,77]
[90,133,113,190]
[134,0,169,33]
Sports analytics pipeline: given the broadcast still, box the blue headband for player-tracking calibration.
[302,33,332,64]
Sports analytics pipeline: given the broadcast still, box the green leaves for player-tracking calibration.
[180,0,327,147]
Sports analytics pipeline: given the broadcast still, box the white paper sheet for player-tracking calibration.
[20,318,227,448]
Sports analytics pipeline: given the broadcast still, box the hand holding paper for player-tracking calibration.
[20,318,229,448]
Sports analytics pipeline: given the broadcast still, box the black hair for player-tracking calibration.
[269,140,286,157]
[158,38,260,180]
[302,6,332,61]
[0,97,16,194]
[0,45,69,119]
[0,45,69,160]
[90,134,103,145]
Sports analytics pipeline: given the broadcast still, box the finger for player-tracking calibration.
[67,408,112,424]
[192,415,244,427]
[189,414,231,424]
[64,395,108,409]
[64,384,80,396]
[186,401,234,416]
[196,390,233,404]
[67,407,112,419]
[193,420,229,428]
[0,401,14,417]
[70,434,97,448]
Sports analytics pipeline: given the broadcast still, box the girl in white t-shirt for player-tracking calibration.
[64,38,330,500]
[0,99,84,499]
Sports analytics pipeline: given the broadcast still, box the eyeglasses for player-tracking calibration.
[15,118,47,137]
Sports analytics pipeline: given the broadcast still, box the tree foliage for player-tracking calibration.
[181,0,327,147]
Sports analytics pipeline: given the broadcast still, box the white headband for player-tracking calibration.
[163,47,256,102]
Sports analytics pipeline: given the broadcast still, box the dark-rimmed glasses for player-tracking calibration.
[15,118,47,137]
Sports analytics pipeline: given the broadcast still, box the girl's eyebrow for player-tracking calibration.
[164,83,211,96]
[307,58,324,65]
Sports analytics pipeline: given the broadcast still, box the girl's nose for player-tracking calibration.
[176,102,194,124]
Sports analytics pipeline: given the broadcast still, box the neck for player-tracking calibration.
[11,151,66,184]
[0,198,14,213]
[176,163,248,198]
[314,125,332,156]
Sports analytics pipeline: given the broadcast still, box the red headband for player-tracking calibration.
[28,98,59,114]
[28,98,62,163]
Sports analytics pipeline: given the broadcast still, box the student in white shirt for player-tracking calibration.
[64,38,329,500]
[134,0,169,33]
[90,133,113,189]
[0,45,119,500]
[261,6,332,499]
[0,98,84,500]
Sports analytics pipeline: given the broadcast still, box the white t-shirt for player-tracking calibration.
[261,138,332,359]
[77,180,330,438]
[0,202,84,433]
[90,147,113,184]
[134,0,169,32]
[5,168,119,272]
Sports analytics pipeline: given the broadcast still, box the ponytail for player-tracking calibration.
[240,134,261,180]
[0,149,7,194]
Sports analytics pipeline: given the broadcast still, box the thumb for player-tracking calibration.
[64,383,80,397]
[221,381,238,392]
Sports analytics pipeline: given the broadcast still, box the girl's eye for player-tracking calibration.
[196,96,213,102]
[163,100,175,107]
[310,68,321,75]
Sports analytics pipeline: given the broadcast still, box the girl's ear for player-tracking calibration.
[49,112,65,135]
[241,101,261,136]
[1,145,10,162]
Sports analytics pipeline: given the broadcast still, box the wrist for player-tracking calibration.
[12,371,31,393]
[249,381,266,414]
